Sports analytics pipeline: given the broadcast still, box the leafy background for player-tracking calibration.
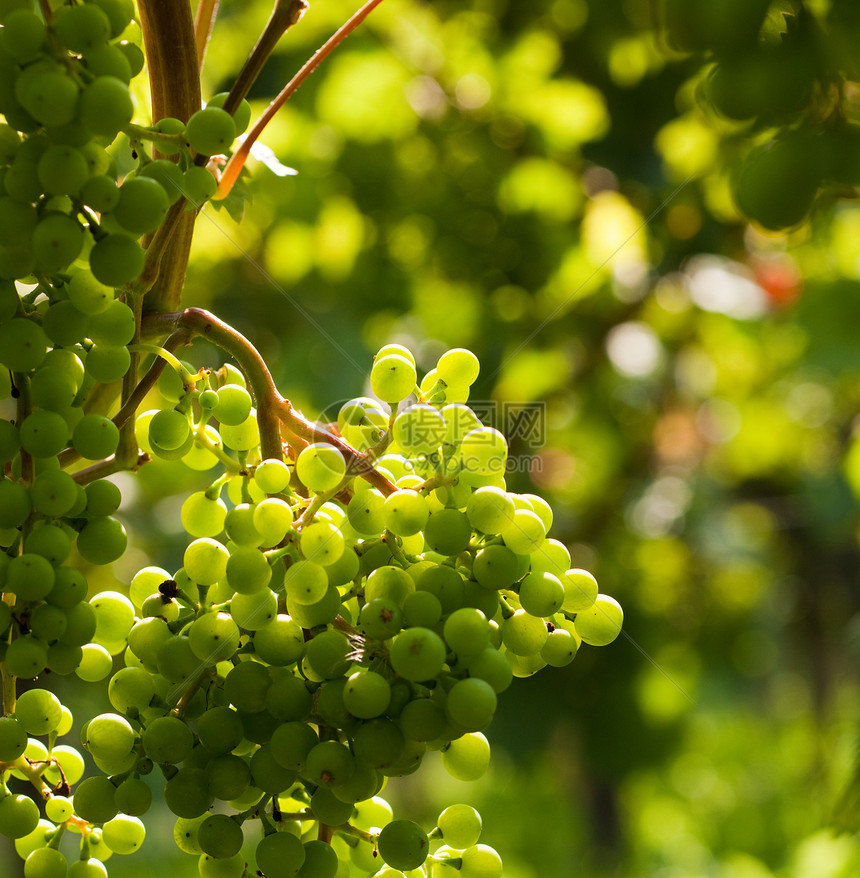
[9,0,860,875]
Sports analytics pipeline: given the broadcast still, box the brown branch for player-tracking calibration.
[194,0,220,71]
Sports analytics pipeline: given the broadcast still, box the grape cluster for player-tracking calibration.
[662,0,860,232]
[1,331,622,877]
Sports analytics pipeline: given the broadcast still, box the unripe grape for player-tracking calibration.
[377,820,429,871]
[573,594,623,646]
[370,353,417,403]
[185,107,236,156]
[78,76,134,139]
[296,443,346,493]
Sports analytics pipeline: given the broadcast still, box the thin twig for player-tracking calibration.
[213,0,386,200]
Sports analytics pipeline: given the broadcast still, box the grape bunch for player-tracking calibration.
[1,332,622,878]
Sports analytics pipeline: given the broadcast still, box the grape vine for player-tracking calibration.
[0,3,623,878]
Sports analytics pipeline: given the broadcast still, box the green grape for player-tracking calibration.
[12,818,53,863]
[389,627,446,681]
[249,742,296,794]
[270,721,317,771]
[499,508,546,555]
[359,597,403,640]
[300,520,344,566]
[84,343,131,382]
[255,831,306,878]
[76,515,128,565]
[347,488,387,535]
[0,478,30,528]
[14,688,62,736]
[197,705,244,754]
[207,93,252,135]
[20,69,78,127]
[401,590,442,628]
[560,568,598,613]
[500,609,547,656]
[84,712,136,762]
[472,545,519,590]
[184,537,229,585]
[81,172,120,212]
[437,804,482,850]
[30,366,78,412]
[101,814,146,855]
[88,233,145,287]
[310,784,353,825]
[73,775,119,824]
[370,353,417,403]
[423,508,471,556]
[78,75,134,139]
[54,3,111,52]
[573,594,623,646]
[85,42,132,82]
[399,697,446,742]
[36,144,89,196]
[265,672,312,722]
[67,859,108,878]
[297,839,338,878]
[252,614,305,666]
[0,10,46,63]
[213,383,252,426]
[466,487,515,534]
[0,420,21,464]
[113,176,170,235]
[188,611,240,665]
[0,715,29,761]
[230,587,277,630]
[207,752,252,800]
[108,666,156,714]
[253,457,291,494]
[459,843,502,878]
[152,116,185,155]
[164,767,213,818]
[138,158,184,204]
[88,299,136,346]
[377,820,429,871]
[31,212,84,272]
[343,669,391,719]
[185,106,236,156]
[304,628,351,679]
[392,404,446,455]
[83,480,121,518]
[219,413,259,451]
[72,414,120,460]
[252,497,294,547]
[6,553,55,601]
[44,795,74,823]
[303,739,355,787]
[436,348,480,387]
[182,165,217,205]
[365,565,414,606]
[75,643,113,683]
[296,443,346,493]
[284,560,329,606]
[0,793,41,839]
[114,777,152,817]
[141,715,194,764]
[67,270,115,315]
[197,813,244,859]
[30,468,78,516]
[29,603,69,642]
[440,732,490,782]
[0,317,48,372]
[198,852,246,878]
[444,678,496,732]
[540,619,580,667]
[415,565,464,614]
[223,659,270,712]
[181,491,228,538]
[383,489,429,536]
[443,608,489,658]
[457,427,507,478]
[90,590,135,644]
[224,545,271,594]
[517,571,564,617]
